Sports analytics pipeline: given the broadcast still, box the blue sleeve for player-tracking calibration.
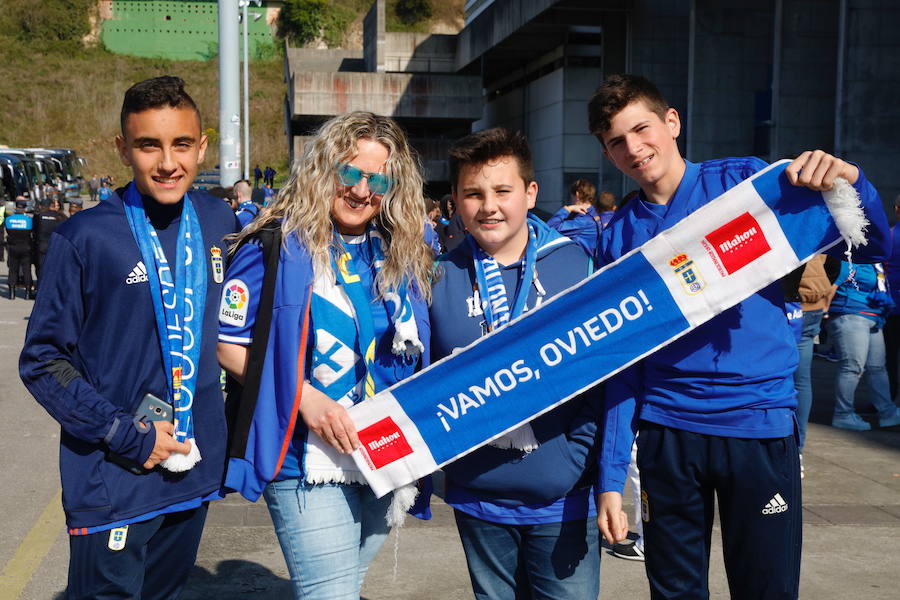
[424,222,441,255]
[218,240,266,345]
[598,364,640,493]
[408,475,433,521]
[18,233,157,464]
[546,208,570,229]
[833,261,850,288]
[823,166,890,263]
[236,211,253,228]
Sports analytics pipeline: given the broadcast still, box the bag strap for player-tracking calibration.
[226,222,282,458]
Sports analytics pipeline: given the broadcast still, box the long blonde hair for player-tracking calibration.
[235,112,432,302]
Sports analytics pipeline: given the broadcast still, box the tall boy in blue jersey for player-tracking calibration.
[20,76,237,600]
[590,74,889,599]
[430,128,605,600]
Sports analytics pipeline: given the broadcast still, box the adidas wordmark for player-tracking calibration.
[761,493,788,515]
[126,261,149,285]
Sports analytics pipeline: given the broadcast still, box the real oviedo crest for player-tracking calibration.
[211,246,224,284]
[669,253,705,295]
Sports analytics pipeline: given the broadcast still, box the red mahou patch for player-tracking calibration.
[357,417,414,469]
[704,212,772,274]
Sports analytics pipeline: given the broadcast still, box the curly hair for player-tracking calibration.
[235,111,432,302]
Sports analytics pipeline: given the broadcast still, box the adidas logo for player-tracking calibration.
[125,261,149,285]
[761,493,788,515]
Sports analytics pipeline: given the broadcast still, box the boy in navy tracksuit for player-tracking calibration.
[430,128,603,600]
[20,77,237,599]
[589,75,889,599]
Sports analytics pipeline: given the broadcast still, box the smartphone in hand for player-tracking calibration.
[135,393,173,423]
[108,394,174,474]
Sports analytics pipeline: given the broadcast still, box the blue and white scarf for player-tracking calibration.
[304,227,422,485]
[346,161,872,498]
[124,183,206,472]
[469,218,541,451]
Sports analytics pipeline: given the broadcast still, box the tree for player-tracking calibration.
[278,0,327,46]
[394,0,432,26]
[7,0,94,42]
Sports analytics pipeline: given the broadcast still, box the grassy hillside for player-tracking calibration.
[0,0,465,185]
[0,37,289,185]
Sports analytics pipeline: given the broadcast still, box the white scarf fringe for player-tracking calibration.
[386,483,418,528]
[384,290,424,359]
[304,469,368,485]
[823,177,868,248]
[161,438,201,472]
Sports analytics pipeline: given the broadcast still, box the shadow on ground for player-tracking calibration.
[181,560,291,599]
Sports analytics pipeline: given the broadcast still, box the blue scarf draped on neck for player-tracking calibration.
[123,182,207,472]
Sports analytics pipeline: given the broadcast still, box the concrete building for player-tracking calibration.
[285,1,482,196]
[285,0,900,212]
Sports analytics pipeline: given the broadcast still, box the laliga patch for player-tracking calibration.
[669,253,705,295]
[357,417,414,470]
[210,246,224,284]
[704,212,771,275]
[107,526,128,551]
[219,279,249,326]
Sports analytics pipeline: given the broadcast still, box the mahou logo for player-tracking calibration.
[704,212,771,274]
[357,417,414,469]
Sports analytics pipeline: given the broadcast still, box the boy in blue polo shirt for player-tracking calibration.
[430,128,604,600]
[590,74,889,600]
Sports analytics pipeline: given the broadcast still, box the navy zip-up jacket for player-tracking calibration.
[20,187,238,530]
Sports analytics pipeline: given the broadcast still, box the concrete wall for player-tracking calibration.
[689,1,774,161]
[596,0,691,199]
[773,0,839,161]
[287,0,900,207]
[476,64,604,213]
[456,0,560,70]
[840,0,900,205]
[286,48,364,74]
[364,0,386,72]
[383,33,458,73]
[290,72,483,119]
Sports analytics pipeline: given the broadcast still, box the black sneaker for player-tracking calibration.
[611,541,645,561]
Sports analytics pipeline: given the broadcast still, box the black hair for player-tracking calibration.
[120,76,201,135]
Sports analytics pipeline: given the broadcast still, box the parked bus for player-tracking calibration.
[0,150,45,203]
[26,148,83,183]
[0,152,41,205]
[0,155,30,205]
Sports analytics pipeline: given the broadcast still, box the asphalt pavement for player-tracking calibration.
[0,213,897,598]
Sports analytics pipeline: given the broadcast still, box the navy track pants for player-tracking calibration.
[636,422,801,600]
[66,504,208,600]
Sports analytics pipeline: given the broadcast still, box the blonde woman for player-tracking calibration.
[217,112,433,600]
